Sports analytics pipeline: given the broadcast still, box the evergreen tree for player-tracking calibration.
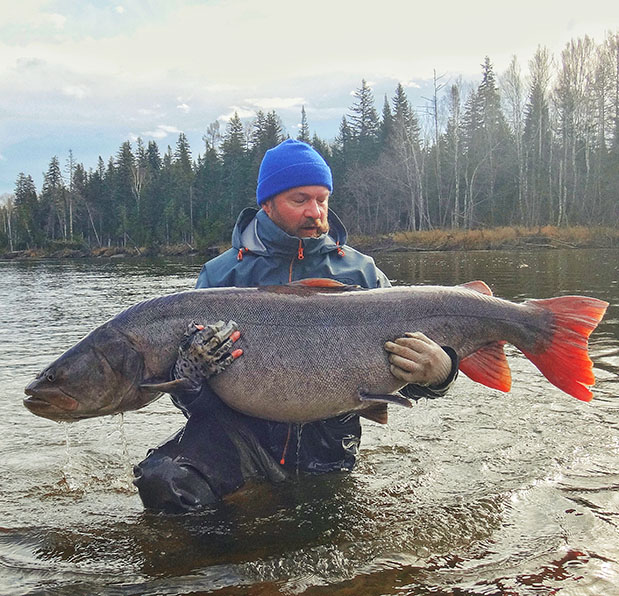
[388,83,426,230]
[462,57,514,227]
[348,79,380,164]
[379,94,393,147]
[442,81,464,227]
[140,141,164,246]
[297,106,311,143]
[221,112,252,221]
[252,110,285,160]
[170,132,195,244]
[114,141,136,246]
[14,173,39,248]
[39,156,66,240]
[194,144,224,245]
[523,46,553,225]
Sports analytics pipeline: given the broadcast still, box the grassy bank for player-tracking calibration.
[351,226,619,253]
[2,226,618,260]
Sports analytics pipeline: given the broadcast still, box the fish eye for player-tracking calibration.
[45,370,56,383]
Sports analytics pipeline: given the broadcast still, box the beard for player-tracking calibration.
[297,217,330,238]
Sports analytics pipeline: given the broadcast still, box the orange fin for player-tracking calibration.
[261,278,361,294]
[459,341,511,392]
[460,280,493,296]
[290,278,359,289]
[359,403,389,424]
[522,296,608,402]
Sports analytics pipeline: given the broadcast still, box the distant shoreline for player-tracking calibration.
[2,226,618,261]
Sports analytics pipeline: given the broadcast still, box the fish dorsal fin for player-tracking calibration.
[260,278,361,294]
[291,278,347,287]
[290,278,360,290]
[459,341,511,392]
[460,280,493,296]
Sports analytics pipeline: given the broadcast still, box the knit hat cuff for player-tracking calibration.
[256,162,333,204]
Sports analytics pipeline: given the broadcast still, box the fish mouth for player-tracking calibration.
[23,381,80,419]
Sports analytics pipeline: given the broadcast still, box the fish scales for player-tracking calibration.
[113,286,548,422]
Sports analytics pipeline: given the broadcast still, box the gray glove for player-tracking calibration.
[173,320,242,393]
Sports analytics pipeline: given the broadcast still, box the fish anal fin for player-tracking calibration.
[359,391,413,408]
[522,296,608,402]
[459,341,511,392]
[460,280,493,296]
[359,403,389,424]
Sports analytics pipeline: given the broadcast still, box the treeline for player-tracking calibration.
[2,33,618,253]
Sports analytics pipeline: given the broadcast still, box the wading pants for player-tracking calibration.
[133,387,361,513]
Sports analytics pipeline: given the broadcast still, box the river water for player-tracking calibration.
[1,248,617,595]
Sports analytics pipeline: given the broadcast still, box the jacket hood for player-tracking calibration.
[230,207,348,257]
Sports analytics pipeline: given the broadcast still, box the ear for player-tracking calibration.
[261,198,274,217]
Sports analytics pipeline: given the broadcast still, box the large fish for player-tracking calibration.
[24,279,608,424]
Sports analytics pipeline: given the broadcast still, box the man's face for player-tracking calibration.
[262,185,330,238]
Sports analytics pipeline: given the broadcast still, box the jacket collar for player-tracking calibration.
[231,207,348,257]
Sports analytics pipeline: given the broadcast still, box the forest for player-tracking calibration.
[1,33,618,254]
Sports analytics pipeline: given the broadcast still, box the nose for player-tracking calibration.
[304,199,322,219]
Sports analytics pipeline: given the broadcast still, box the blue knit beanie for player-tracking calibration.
[256,139,333,205]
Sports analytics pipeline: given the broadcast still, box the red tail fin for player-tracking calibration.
[522,296,608,401]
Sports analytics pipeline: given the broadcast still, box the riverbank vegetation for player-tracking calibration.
[1,33,618,256]
[4,225,617,260]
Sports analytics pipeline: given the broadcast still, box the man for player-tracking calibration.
[134,139,458,513]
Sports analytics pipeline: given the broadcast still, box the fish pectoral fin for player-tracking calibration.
[359,391,413,408]
[359,403,389,424]
[139,377,197,394]
[459,341,511,392]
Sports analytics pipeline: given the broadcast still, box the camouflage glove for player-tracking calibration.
[173,320,242,394]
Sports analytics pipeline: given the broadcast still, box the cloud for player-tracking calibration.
[46,13,67,29]
[177,103,190,113]
[142,124,181,139]
[115,6,126,14]
[218,107,256,122]
[62,85,90,99]
[245,97,305,111]
[137,106,163,117]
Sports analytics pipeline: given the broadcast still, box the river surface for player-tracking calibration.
[1,248,618,595]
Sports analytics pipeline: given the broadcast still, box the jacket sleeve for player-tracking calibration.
[375,267,392,288]
[195,264,211,289]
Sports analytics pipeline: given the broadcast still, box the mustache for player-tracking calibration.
[302,217,330,234]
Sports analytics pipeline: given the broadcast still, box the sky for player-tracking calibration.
[1,0,618,196]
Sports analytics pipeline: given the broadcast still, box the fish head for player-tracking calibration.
[23,324,158,421]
